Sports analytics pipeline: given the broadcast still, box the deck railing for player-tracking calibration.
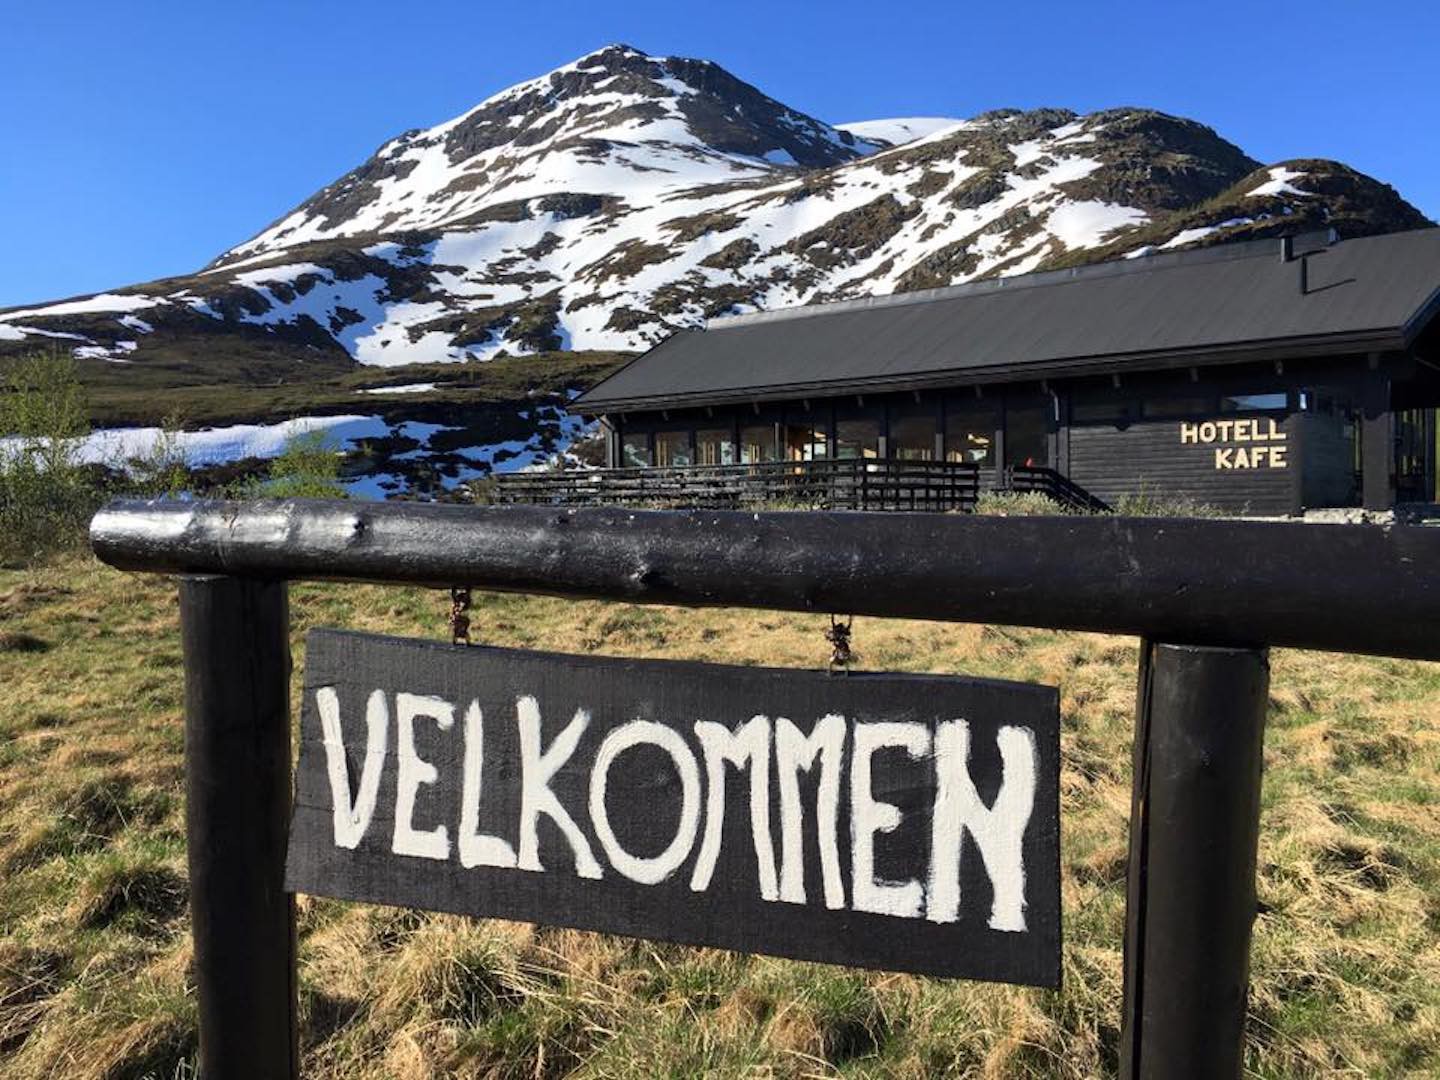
[493,460,1112,514]
[492,458,982,511]
[1004,465,1113,513]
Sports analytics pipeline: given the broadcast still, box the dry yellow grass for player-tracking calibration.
[2,554,1438,1078]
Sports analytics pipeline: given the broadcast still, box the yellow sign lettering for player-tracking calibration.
[1184,416,1289,470]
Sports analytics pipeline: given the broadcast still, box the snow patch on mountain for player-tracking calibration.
[1248,166,1309,199]
[0,292,159,322]
[835,117,963,146]
[1046,201,1150,248]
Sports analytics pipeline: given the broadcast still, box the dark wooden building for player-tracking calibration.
[569,228,1440,515]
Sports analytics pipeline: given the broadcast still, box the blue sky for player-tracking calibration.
[2,0,1436,308]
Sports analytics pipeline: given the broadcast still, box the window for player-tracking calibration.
[740,425,777,463]
[1005,404,1050,468]
[944,402,997,464]
[621,432,651,467]
[784,423,828,461]
[1071,399,1129,424]
[890,410,936,461]
[834,419,879,460]
[1220,392,1288,413]
[695,428,735,465]
[1300,386,1355,418]
[1141,396,1212,419]
[655,430,692,467]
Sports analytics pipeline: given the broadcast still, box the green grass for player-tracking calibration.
[1,556,1438,1077]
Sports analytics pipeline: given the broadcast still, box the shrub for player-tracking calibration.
[127,412,190,498]
[974,490,1070,516]
[235,429,347,499]
[0,351,102,563]
[1112,485,1225,518]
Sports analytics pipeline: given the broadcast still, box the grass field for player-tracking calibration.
[2,553,1438,1078]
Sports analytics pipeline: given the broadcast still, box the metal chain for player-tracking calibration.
[449,587,472,646]
[825,614,854,674]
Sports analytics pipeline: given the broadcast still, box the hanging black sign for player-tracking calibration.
[284,629,1062,987]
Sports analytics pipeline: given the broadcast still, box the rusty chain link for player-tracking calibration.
[449,587,472,646]
[825,614,853,674]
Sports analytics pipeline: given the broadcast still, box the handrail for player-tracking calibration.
[1005,465,1113,513]
[90,498,1440,659]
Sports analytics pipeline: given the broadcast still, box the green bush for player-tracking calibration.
[0,351,103,564]
[235,429,347,499]
[126,412,189,498]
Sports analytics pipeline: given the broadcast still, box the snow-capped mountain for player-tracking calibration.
[2,43,1431,373]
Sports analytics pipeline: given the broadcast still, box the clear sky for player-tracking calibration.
[2,0,1436,308]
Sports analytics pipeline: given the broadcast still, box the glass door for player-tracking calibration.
[1005,399,1051,469]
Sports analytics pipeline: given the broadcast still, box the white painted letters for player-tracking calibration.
[459,701,518,869]
[392,693,454,860]
[690,716,777,898]
[928,721,1038,931]
[516,696,603,879]
[590,720,702,885]
[775,714,845,908]
[317,686,389,850]
[315,687,1042,927]
[851,722,930,919]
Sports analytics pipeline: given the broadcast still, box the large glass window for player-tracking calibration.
[621,432,651,467]
[740,425,777,463]
[654,430,692,467]
[890,410,936,461]
[696,428,735,465]
[1220,392,1288,412]
[784,423,829,461]
[834,419,880,460]
[944,402,997,464]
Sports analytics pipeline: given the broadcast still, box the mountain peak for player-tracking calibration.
[216,47,875,264]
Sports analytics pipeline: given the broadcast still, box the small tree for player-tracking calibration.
[129,411,190,498]
[0,350,99,563]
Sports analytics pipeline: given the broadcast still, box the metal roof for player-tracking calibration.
[576,227,1440,413]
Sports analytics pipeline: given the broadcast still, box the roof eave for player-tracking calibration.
[575,328,1410,415]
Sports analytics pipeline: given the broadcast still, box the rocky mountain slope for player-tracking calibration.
[1,43,1431,382]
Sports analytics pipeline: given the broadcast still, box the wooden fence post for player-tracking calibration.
[179,575,297,1079]
[1121,642,1270,1079]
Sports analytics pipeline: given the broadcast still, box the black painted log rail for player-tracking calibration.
[90,498,1440,1080]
